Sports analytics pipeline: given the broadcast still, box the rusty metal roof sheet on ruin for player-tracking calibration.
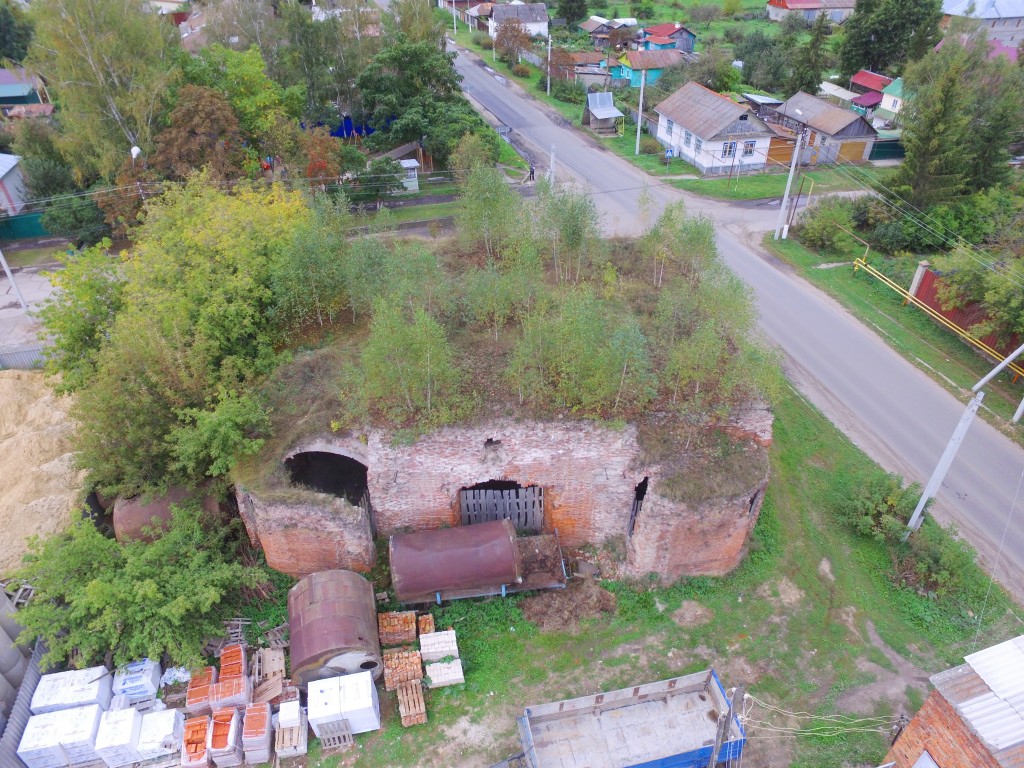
[390,519,522,603]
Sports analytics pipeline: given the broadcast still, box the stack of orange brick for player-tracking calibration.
[210,643,251,710]
[382,648,423,691]
[242,702,272,764]
[417,614,435,636]
[207,708,243,767]
[378,611,417,646]
[185,668,218,716]
[182,716,211,767]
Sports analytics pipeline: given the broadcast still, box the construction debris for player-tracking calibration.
[396,680,427,727]
[263,623,289,650]
[378,611,417,646]
[382,648,423,691]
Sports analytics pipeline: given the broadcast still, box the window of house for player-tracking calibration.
[667,119,674,136]
[722,141,736,159]
[694,137,703,153]
[684,130,692,147]
[743,140,755,157]
[892,98,899,108]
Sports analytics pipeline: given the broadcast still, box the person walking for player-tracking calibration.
[528,163,535,181]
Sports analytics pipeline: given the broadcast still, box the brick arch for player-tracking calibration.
[283,434,370,468]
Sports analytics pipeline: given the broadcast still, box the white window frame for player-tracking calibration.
[743,140,755,157]
[684,130,692,147]
[694,137,703,154]
[722,141,737,159]
[667,119,675,136]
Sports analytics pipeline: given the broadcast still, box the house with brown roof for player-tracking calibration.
[766,0,856,23]
[638,21,696,52]
[610,49,683,86]
[772,91,877,163]
[884,634,1024,768]
[654,82,776,175]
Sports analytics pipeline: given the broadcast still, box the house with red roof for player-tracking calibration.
[637,21,696,52]
[849,69,893,95]
[766,0,856,24]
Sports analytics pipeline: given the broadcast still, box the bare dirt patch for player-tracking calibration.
[818,558,835,582]
[520,577,616,632]
[757,577,805,608]
[0,371,83,576]
[835,621,930,716]
[672,600,713,627]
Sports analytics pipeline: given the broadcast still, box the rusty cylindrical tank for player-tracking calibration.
[390,519,522,604]
[288,570,382,689]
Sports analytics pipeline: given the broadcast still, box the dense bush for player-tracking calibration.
[550,79,587,103]
[794,196,854,252]
[512,63,531,77]
[639,135,662,155]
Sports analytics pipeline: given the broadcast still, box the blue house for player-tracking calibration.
[640,21,697,52]
[610,49,683,87]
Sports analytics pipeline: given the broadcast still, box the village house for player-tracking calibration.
[578,15,637,48]
[637,21,697,52]
[654,82,775,175]
[610,49,683,86]
[465,3,494,32]
[771,91,878,163]
[0,68,47,108]
[872,77,903,127]
[766,0,856,23]
[943,0,1024,47]
[884,633,1024,768]
[489,3,549,39]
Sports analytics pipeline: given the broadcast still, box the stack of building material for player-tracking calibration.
[274,705,308,759]
[137,709,184,760]
[422,629,465,689]
[307,677,343,739]
[109,694,131,711]
[218,644,247,680]
[181,716,211,767]
[185,668,217,716]
[417,614,435,635]
[112,659,162,705]
[94,707,144,767]
[241,702,272,764]
[268,679,300,708]
[17,704,104,768]
[318,718,354,756]
[30,666,113,714]
[209,676,251,710]
[207,708,243,767]
[308,670,381,736]
[382,648,423,691]
[251,648,286,704]
[396,680,427,727]
[378,611,417,646]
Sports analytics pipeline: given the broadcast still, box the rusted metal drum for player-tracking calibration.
[390,519,522,604]
[288,570,382,689]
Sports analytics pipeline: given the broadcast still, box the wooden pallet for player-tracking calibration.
[319,719,355,755]
[397,680,427,727]
[0,578,34,607]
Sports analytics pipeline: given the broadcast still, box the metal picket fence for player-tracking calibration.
[0,345,45,370]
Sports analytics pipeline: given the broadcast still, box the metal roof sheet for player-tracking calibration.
[493,3,548,23]
[0,153,20,179]
[643,21,695,37]
[655,81,772,140]
[0,83,34,99]
[881,77,903,97]
[850,69,892,92]
[852,91,882,107]
[587,92,623,119]
[777,91,865,135]
[819,81,857,101]
[943,0,1024,19]
[620,49,683,70]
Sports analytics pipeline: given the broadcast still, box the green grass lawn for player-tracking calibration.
[2,243,64,269]
[307,388,1016,768]
[673,166,899,200]
[766,234,1024,439]
[360,200,460,228]
[497,139,529,171]
[601,132,702,176]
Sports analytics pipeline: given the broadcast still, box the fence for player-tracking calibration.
[460,486,544,532]
[0,345,45,370]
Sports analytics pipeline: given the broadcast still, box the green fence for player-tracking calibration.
[0,212,50,241]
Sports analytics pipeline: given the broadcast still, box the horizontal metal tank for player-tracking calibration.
[390,519,523,604]
[287,570,382,690]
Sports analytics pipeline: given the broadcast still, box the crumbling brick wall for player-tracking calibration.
[883,691,1000,768]
[238,412,772,580]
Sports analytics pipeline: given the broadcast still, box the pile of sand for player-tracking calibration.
[0,370,84,576]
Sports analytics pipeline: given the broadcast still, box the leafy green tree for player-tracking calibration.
[456,165,520,260]
[787,13,829,96]
[40,193,110,248]
[168,391,271,479]
[15,502,267,668]
[153,85,245,181]
[449,132,498,180]
[495,18,532,65]
[385,0,447,46]
[37,242,124,393]
[839,0,942,76]
[687,45,740,92]
[361,299,463,422]
[352,156,404,201]
[557,0,587,23]
[535,181,600,282]
[0,0,33,62]
[356,39,461,131]
[27,0,180,180]
[734,31,790,91]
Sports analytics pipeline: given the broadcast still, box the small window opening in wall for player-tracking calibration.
[284,451,369,506]
[748,490,761,516]
[484,437,502,448]
[627,477,649,537]
[466,479,522,492]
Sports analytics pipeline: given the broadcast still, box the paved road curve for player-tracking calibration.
[454,46,1024,598]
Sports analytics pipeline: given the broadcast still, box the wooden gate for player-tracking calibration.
[460,486,544,532]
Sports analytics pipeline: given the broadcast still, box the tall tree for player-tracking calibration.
[153,85,245,181]
[205,0,279,67]
[787,13,830,96]
[27,0,180,181]
[356,39,461,130]
[839,0,942,76]
[0,0,33,62]
[386,0,447,47]
[557,0,588,24]
[494,18,532,65]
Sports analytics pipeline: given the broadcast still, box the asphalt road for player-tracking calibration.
[454,46,1024,599]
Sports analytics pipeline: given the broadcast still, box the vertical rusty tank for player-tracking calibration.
[287,570,382,689]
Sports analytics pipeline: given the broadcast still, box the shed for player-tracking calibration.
[773,91,878,164]
[640,21,697,52]
[0,68,43,106]
[518,670,745,768]
[399,159,420,192]
[818,80,858,107]
[583,92,624,136]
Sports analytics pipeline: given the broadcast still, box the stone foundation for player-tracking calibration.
[236,410,772,581]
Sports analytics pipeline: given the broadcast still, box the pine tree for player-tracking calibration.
[839,0,941,76]
[786,13,829,96]
[557,0,587,23]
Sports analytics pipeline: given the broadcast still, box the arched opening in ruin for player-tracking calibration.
[285,451,369,507]
[627,477,649,537]
[459,479,543,532]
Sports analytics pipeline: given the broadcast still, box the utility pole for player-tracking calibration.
[546,34,552,97]
[548,144,556,185]
[905,339,1024,538]
[708,685,744,768]
[451,0,457,35]
[0,246,28,311]
[774,131,803,240]
[634,69,646,156]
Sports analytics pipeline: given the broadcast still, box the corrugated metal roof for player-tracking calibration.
[643,21,695,37]
[0,154,20,179]
[932,663,991,705]
[0,84,33,99]
[655,81,771,140]
[943,0,1024,19]
[776,91,863,135]
[586,91,624,119]
[851,70,892,92]
[570,51,605,65]
[852,91,882,107]
[819,82,858,101]
[620,49,683,70]
[493,3,548,23]
[882,77,903,97]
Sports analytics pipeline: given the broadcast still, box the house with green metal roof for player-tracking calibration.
[0,68,44,107]
[872,77,903,127]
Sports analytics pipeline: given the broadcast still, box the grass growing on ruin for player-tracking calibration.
[320,390,1018,768]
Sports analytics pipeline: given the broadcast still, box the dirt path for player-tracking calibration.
[0,370,83,576]
[836,620,931,716]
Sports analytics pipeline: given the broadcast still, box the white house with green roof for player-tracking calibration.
[872,77,903,127]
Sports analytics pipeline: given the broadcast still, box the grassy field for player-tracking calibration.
[673,166,899,200]
[601,132,702,176]
[304,390,1016,768]
[2,243,65,269]
[358,200,461,228]
[766,234,1024,437]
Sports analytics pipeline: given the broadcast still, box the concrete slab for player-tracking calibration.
[0,267,55,348]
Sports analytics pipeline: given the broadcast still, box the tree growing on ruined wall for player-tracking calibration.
[14,501,267,669]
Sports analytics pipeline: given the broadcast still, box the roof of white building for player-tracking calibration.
[0,154,21,179]
[943,0,1024,19]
